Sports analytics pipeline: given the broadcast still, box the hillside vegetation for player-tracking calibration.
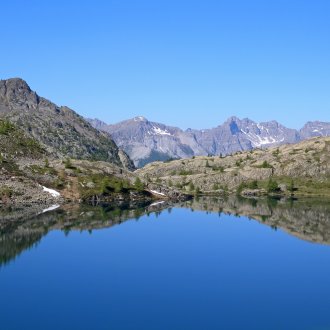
[0,120,183,205]
[137,136,330,197]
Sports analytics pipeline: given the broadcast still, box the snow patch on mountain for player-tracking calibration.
[152,126,171,136]
[240,129,284,147]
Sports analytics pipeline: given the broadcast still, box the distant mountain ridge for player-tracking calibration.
[0,78,134,170]
[88,116,330,167]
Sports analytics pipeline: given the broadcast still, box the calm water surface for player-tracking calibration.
[1,197,330,330]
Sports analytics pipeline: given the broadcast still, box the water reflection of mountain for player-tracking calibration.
[179,196,330,245]
[0,201,169,267]
[1,196,330,267]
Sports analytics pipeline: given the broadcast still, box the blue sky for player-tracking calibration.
[1,0,329,129]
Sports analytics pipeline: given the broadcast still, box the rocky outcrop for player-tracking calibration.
[0,78,134,170]
[118,149,135,170]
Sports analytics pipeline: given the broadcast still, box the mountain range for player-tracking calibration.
[1,76,330,205]
[88,116,330,167]
[1,77,329,170]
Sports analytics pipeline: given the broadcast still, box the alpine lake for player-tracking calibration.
[1,196,330,330]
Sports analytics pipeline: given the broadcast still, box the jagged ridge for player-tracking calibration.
[88,116,330,167]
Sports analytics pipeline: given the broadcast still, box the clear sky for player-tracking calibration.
[1,0,329,129]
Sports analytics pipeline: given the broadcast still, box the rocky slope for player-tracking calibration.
[0,119,186,206]
[88,116,330,167]
[0,78,134,170]
[136,136,330,197]
[0,118,62,205]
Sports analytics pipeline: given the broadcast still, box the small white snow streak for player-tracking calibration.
[42,204,60,213]
[149,201,165,207]
[150,190,166,196]
[312,129,324,135]
[42,186,60,197]
[257,123,270,134]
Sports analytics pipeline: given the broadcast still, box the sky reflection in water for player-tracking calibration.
[1,197,330,330]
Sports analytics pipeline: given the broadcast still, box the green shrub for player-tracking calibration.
[256,160,273,169]
[134,177,144,191]
[272,149,280,157]
[267,179,280,193]
[249,180,258,189]
[288,179,295,193]
[0,187,13,198]
[212,165,224,172]
[237,180,259,194]
[179,169,192,176]
[0,120,15,135]
[213,183,219,190]
[188,181,195,191]
[63,158,76,169]
[235,158,243,167]
[237,182,247,194]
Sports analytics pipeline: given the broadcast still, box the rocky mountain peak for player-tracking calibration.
[86,118,109,131]
[300,120,330,139]
[0,78,39,109]
[3,78,31,91]
[133,116,148,122]
[0,78,135,170]
[223,115,241,125]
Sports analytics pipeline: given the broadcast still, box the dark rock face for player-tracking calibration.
[88,115,329,167]
[0,78,134,170]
